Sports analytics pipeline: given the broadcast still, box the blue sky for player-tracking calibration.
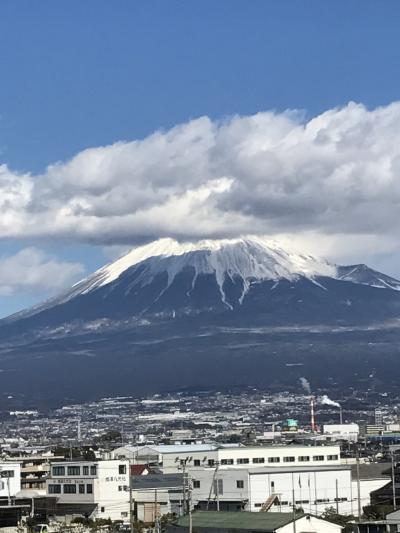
[1,0,400,316]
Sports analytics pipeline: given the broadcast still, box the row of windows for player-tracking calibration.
[254,496,348,508]
[215,455,338,466]
[53,466,97,477]
[52,465,127,477]
[193,479,245,490]
[48,483,93,494]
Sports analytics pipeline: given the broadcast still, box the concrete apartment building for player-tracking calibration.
[46,460,130,521]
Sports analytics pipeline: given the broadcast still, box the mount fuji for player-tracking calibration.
[1,236,400,406]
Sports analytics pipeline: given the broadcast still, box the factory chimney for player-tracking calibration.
[310,396,316,432]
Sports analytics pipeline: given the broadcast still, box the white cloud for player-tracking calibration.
[0,248,84,296]
[2,102,400,267]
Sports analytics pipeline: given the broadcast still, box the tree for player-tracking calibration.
[321,506,356,527]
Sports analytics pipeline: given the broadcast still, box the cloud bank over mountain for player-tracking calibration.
[2,101,400,262]
[0,248,84,296]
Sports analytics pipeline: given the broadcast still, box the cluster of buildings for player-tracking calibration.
[1,389,400,531]
[0,441,394,530]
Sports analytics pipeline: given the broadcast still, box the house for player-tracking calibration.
[167,511,343,533]
[132,473,184,522]
[131,464,151,476]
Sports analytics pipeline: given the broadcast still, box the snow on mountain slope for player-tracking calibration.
[5,236,400,323]
[337,264,400,291]
[77,236,337,303]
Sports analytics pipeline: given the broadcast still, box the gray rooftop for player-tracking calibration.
[350,462,391,480]
[171,511,301,531]
[132,473,183,489]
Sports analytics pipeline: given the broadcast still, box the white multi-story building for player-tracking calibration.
[0,462,21,500]
[112,444,341,473]
[190,464,389,516]
[323,424,360,442]
[46,460,130,521]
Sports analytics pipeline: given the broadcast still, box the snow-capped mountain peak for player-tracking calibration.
[82,236,337,298]
[7,236,400,324]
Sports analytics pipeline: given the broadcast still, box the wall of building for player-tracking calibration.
[161,445,341,473]
[46,460,130,521]
[352,478,391,513]
[279,515,343,533]
[0,463,21,499]
[248,468,353,515]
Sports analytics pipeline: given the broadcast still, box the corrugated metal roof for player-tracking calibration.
[171,511,299,531]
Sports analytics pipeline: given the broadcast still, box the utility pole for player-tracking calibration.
[216,466,220,512]
[188,477,193,533]
[392,452,397,511]
[335,479,339,514]
[291,472,297,533]
[356,450,362,520]
[181,460,187,515]
[154,488,160,533]
[129,459,134,533]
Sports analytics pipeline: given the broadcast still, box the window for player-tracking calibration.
[213,479,223,495]
[313,455,324,461]
[237,458,249,464]
[86,484,93,494]
[101,507,105,513]
[334,497,348,502]
[283,456,295,463]
[0,470,14,478]
[48,484,61,494]
[83,466,89,475]
[254,503,262,508]
[90,466,97,475]
[79,484,85,494]
[63,484,77,493]
[236,480,244,489]
[268,457,280,463]
[298,456,310,462]
[52,466,65,476]
[221,459,234,465]
[208,459,215,467]
[194,460,201,466]
[121,512,128,518]
[252,457,265,464]
[193,480,200,489]
[327,455,339,461]
[67,466,80,476]
[119,465,126,475]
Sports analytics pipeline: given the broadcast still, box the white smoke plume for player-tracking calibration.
[319,395,340,408]
[299,377,311,395]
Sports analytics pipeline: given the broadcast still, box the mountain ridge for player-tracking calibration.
[5,236,400,324]
[1,236,400,406]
